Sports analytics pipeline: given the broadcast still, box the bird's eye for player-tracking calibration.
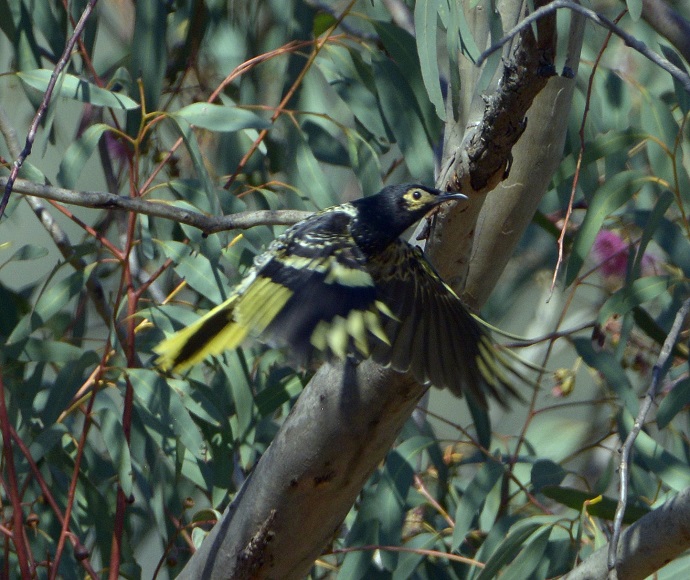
[412,190,422,200]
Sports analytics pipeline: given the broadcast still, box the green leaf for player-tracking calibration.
[168,116,220,215]
[394,533,440,579]
[312,12,337,37]
[632,190,674,277]
[169,245,225,305]
[98,406,134,497]
[531,459,566,492]
[346,133,383,194]
[28,425,68,463]
[414,0,445,121]
[129,369,206,460]
[0,0,17,44]
[475,522,542,580]
[172,103,271,132]
[619,410,690,492]
[573,337,639,415]
[659,45,690,114]
[372,54,435,181]
[566,170,648,286]
[254,370,304,416]
[129,0,167,113]
[319,45,390,143]
[657,378,690,429]
[9,338,84,363]
[626,0,643,20]
[373,21,442,139]
[17,69,140,109]
[641,96,679,183]
[467,393,492,450]
[304,120,349,166]
[41,351,100,426]
[452,459,505,551]
[542,485,650,523]
[374,470,406,570]
[168,378,224,427]
[499,525,552,579]
[7,264,96,344]
[57,123,111,188]
[597,276,670,324]
[0,243,49,267]
[286,125,338,208]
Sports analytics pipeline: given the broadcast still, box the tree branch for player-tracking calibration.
[639,0,690,64]
[0,177,311,234]
[476,1,690,95]
[609,297,690,574]
[565,486,690,580]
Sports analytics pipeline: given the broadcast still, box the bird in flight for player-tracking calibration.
[154,183,515,407]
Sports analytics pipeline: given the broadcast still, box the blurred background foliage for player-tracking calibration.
[0,0,689,577]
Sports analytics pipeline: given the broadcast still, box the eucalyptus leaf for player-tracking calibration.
[597,276,670,324]
[173,103,271,132]
[17,69,139,109]
[452,459,505,551]
[129,369,206,460]
[0,243,49,266]
[57,123,111,188]
[414,0,446,121]
[475,523,542,580]
[657,378,690,429]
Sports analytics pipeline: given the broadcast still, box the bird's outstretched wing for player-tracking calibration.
[155,209,393,371]
[368,239,517,408]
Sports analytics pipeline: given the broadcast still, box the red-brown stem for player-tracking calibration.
[50,348,109,578]
[10,427,98,578]
[0,374,32,577]
[108,188,139,579]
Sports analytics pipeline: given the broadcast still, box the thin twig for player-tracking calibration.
[328,544,484,568]
[608,297,690,575]
[223,0,357,190]
[550,10,626,294]
[0,0,100,218]
[0,177,311,233]
[477,1,690,95]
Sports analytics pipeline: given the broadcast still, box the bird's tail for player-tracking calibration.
[154,296,249,372]
[154,275,296,372]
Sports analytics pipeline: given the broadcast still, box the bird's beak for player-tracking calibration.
[434,189,467,204]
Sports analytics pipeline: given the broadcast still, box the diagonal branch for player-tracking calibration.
[0,0,100,218]
[477,1,690,95]
[608,297,690,575]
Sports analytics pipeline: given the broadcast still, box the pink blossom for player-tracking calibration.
[591,230,660,279]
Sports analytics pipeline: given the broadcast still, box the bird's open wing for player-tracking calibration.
[367,239,517,408]
[155,210,393,371]
[256,210,392,364]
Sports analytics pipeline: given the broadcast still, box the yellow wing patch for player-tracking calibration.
[234,276,293,330]
[309,301,393,359]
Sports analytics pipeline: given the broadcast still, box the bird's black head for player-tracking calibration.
[351,184,467,253]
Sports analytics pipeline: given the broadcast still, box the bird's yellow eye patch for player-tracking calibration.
[403,187,436,210]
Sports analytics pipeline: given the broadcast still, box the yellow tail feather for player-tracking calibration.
[154,297,249,372]
[155,277,294,372]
